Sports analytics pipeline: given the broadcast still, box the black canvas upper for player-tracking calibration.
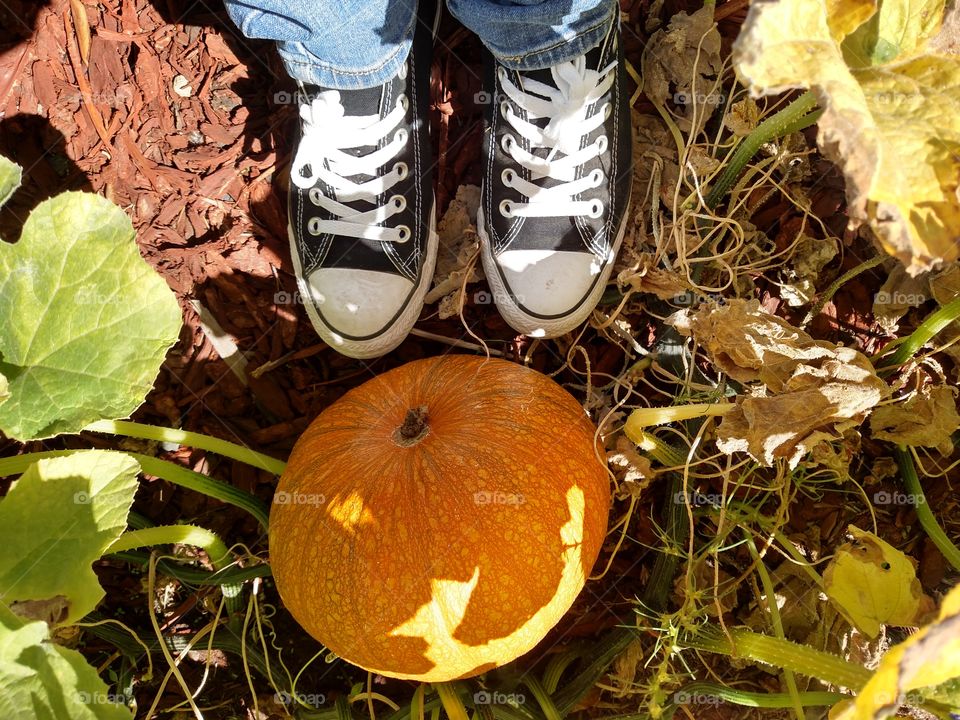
[479,17,632,318]
[288,4,435,286]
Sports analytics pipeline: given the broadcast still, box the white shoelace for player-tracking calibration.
[290,88,411,243]
[498,56,616,219]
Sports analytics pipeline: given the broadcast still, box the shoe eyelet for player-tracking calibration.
[590,168,604,186]
[499,199,514,218]
[501,133,515,154]
[308,187,323,206]
[588,200,604,219]
[391,195,407,212]
[394,128,409,145]
[602,102,612,120]
[397,64,408,80]
[394,162,408,180]
[398,94,409,112]
[499,100,511,117]
[307,217,323,236]
[497,66,507,81]
[501,168,515,187]
[596,135,608,154]
[395,225,411,243]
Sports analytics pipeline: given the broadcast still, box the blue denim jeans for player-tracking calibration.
[223,0,616,89]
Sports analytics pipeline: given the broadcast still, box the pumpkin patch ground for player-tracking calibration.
[1,1,960,719]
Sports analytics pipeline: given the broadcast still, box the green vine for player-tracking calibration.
[0,449,269,531]
[895,447,960,571]
[704,91,820,210]
[84,419,286,475]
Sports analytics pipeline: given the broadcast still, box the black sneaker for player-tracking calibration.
[287,4,438,359]
[477,16,632,338]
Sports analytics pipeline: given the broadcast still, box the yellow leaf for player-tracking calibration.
[830,582,960,719]
[842,0,945,65]
[827,0,877,44]
[823,526,934,638]
[733,0,960,274]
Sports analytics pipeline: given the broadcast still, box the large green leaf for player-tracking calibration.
[0,451,139,625]
[0,156,20,209]
[0,604,133,720]
[0,192,182,440]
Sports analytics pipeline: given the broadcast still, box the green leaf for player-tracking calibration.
[0,192,182,440]
[0,604,133,720]
[0,451,139,625]
[0,156,20,209]
[0,372,7,408]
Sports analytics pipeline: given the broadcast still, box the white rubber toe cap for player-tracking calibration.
[305,268,414,341]
[497,249,603,317]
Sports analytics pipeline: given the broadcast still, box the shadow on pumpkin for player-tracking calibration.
[270,355,609,679]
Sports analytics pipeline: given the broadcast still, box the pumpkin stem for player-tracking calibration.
[394,405,429,446]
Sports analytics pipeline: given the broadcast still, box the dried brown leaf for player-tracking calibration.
[425,184,482,318]
[617,252,688,300]
[870,385,960,449]
[723,97,760,137]
[675,300,887,466]
[872,261,932,332]
[780,234,838,307]
[608,435,656,498]
[641,5,722,108]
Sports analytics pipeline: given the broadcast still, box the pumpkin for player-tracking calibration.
[269,355,610,681]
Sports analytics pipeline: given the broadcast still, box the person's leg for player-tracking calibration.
[222,0,440,359]
[222,0,415,90]
[457,0,633,339]
[446,0,615,71]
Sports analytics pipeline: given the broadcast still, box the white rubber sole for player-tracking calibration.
[477,201,630,338]
[288,207,438,360]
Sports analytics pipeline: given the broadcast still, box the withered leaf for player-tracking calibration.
[870,384,960,448]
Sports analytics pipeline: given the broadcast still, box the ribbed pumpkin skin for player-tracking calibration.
[269,355,610,681]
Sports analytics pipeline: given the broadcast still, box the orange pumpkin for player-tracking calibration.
[269,355,610,681]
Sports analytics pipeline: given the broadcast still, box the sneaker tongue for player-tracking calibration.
[511,43,607,186]
[335,84,386,121]
[303,83,387,166]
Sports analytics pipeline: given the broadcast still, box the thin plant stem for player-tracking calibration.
[523,676,562,720]
[110,525,244,626]
[109,525,236,575]
[145,553,204,719]
[670,683,845,708]
[84,419,286,475]
[803,254,886,327]
[704,91,819,210]
[110,550,270,585]
[746,535,804,720]
[624,403,735,440]
[877,295,960,370]
[631,430,690,468]
[681,625,872,689]
[0,449,269,531]
[435,683,470,720]
[895,447,960,571]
